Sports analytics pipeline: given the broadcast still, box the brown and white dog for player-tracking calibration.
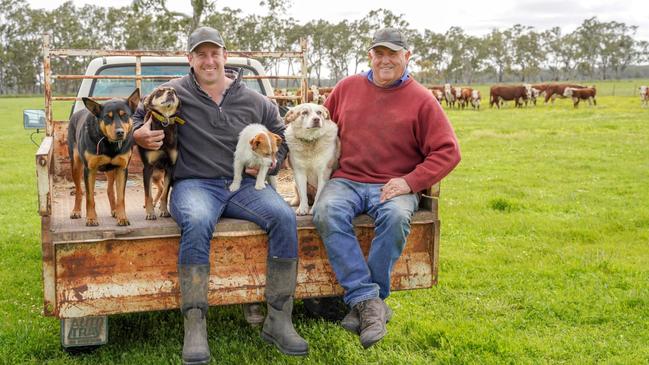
[229,123,282,191]
[138,86,184,220]
[284,103,340,215]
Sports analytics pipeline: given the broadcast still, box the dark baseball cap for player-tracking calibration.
[369,28,409,51]
[188,26,225,52]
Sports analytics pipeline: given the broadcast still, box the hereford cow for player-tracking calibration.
[273,88,290,107]
[428,85,446,103]
[470,89,481,109]
[563,87,596,108]
[296,85,323,104]
[318,86,334,103]
[544,83,586,104]
[489,85,530,108]
[639,86,648,108]
[444,83,456,108]
[455,87,473,109]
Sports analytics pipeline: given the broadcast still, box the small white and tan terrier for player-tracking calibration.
[229,123,283,191]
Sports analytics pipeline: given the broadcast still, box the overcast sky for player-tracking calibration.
[26,0,649,41]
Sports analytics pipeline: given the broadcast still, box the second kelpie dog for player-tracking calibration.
[138,86,185,220]
[68,89,140,226]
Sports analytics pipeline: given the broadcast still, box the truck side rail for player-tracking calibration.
[36,136,53,217]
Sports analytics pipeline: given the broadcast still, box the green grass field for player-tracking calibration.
[1,94,648,364]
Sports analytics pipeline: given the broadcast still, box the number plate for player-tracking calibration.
[61,316,108,348]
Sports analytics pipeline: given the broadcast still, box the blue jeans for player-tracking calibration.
[312,178,419,308]
[170,177,298,265]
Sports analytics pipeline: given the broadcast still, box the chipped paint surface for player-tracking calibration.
[54,223,436,318]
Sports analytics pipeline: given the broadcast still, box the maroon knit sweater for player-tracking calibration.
[324,74,461,193]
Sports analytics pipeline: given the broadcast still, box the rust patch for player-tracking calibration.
[73,284,88,301]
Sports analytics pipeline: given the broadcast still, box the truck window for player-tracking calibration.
[90,64,265,97]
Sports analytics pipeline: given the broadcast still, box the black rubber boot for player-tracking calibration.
[261,257,309,356]
[179,264,211,365]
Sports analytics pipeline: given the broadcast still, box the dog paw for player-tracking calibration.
[159,211,171,218]
[145,213,157,220]
[70,211,81,219]
[254,183,265,190]
[229,183,240,192]
[296,205,309,215]
[86,218,99,226]
[117,218,130,226]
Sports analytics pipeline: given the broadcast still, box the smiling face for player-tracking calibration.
[368,46,411,88]
[188,43,227,88]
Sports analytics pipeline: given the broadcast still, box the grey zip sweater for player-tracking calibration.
[133,68,288,181]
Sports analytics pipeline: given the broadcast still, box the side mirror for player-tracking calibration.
[24,109,46,130]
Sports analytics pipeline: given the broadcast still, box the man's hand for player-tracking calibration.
[245,160,277,176]
[245,167,259,176]
[133,117,164,150]
[380,177,411,202]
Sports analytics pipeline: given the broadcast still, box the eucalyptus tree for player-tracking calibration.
[600,21,639,79]
[442,26,468,83]
[460,34,487,84]
[324,20,354,80]
[410,29,447,85]
[0,0,43,94]
[349,18,371,75]
[509,24,545,82]
[572,17,604,79]
[483,28,512,83]
[300,20,331,85]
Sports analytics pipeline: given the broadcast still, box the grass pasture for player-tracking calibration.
[1,94,648,364]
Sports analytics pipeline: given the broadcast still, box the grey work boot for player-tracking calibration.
[179,264,211,365]
[341,302,393,335]
[356,298,387,349]
[261,257,309,356]
[243,303,265,326]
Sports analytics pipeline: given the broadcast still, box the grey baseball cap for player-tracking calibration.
[369,28,408,51]
[188,26,225,52]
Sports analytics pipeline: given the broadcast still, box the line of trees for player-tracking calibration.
[1,0,648,94]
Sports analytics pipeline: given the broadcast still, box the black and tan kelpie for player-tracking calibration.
[137,86,185,220]
[68,89,140,226]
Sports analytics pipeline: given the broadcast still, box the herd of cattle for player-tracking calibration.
[427,83,600,109]
[273,83,649,109]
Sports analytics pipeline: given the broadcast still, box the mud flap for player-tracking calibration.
[61,316,108,348]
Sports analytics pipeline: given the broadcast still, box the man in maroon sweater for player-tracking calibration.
[313,28,461,349]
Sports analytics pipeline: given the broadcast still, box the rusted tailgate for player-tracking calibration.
[50,214,438,318]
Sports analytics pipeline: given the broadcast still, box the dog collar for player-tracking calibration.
[150,110,186,126]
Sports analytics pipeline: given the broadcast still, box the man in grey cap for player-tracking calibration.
[133,26,308,364]
[313,27,461,349]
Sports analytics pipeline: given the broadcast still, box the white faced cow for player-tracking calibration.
[639,86,648,108]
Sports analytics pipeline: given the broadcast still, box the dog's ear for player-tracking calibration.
[284,107,299,124]
[249,135,262,150]
[82,97,102,117]
[270,132,283,148]
[320,106,331,120]
[127,88,141,112]
[143,91,154,109]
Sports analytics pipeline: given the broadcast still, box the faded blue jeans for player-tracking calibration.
[170,177,298,265]
[312,178,419,308]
